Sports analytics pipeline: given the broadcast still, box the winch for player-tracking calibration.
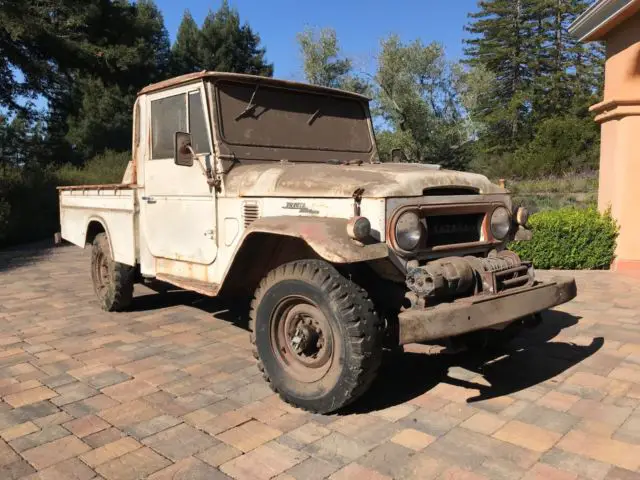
[405,251,533,303]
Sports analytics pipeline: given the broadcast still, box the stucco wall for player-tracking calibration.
[597,13,640,270]
[603,14,640,101]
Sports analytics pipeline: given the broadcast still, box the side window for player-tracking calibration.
[151,94,187,160]
[189,91,210,154]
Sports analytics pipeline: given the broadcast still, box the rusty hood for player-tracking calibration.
[223,162,504,198]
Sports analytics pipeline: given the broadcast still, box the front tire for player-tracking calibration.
[91,233,135,312]
[250,260,383,413]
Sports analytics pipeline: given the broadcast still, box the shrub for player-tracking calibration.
[510,116,599,178]
[510,207,618,270]
[0,150,130,247]
[56,150,130,186]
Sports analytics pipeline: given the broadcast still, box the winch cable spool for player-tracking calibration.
[406,252,525,299]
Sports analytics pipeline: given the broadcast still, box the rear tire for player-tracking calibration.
[250,259,383,413]
[91,233,135,312]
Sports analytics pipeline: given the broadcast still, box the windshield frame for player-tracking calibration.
[209,78,378,164]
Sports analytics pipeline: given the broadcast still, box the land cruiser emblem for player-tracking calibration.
[283,202,319,215]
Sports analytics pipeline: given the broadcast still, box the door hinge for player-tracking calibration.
[204,229,215,240]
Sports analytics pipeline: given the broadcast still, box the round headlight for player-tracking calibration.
[491,207,511,240]
[395,211,423,250]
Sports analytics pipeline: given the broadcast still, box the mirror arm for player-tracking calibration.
[188,146,221,192]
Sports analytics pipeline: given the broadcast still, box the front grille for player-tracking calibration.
[425,213,483,247]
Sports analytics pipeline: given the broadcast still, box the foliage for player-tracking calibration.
[513,116,599,177]
[65,78,138,160]
[510,207,618,269]
[171,10,201,74]
[507,173,598,195]
[513,192,597,214]
[471,116,600,179]
[172,1,273,76]
[56,151,130,186]
[296,27,369,95]
[507,173,598,213]
[51,0,171,164]
[374,36,471,170]
[0,151,130,247]
[464,0,603,171]
[0,198,9,241]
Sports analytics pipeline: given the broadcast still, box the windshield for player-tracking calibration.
[216,81,373,154]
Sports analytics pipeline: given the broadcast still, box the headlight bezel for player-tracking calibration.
[490,206,512,240]
[393,210,424,252]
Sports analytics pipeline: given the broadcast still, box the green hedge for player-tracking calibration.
[0,151,130,247]
[510,207,618,270]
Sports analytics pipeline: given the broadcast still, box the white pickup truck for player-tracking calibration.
[59,71,577,413]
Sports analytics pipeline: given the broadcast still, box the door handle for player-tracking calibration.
[141,196,156,204]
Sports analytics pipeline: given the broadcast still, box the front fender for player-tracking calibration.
[240,216,389,263]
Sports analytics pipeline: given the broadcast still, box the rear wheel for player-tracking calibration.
[91,233,135,312]
[250,259,383,413]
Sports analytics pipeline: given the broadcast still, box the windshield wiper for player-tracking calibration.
[307,108,321,125]
[234,83,260,121]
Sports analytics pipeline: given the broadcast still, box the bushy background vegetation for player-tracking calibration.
[511,207,618,270]
[0,152,129,245]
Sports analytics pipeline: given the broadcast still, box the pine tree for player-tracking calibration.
[170,2,273,77]
[45,0,172,162]
[464,0,604,175]
[464,0,536,151]
[199,1,273,76]
[171,11,202,75]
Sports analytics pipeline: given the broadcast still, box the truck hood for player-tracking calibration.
[223,162,504,198]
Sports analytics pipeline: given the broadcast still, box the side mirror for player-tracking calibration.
[174,132,194,167]
[391,148,408,163]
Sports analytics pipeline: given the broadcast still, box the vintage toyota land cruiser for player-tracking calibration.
[58,71,577,413]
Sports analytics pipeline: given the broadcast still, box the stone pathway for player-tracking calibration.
[0,243,639,479]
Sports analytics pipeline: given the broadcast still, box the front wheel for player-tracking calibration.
[250,260,383,413]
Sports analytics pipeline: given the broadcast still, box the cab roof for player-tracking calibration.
[138,71,370,101]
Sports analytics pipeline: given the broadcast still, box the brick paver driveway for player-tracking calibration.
[1,243,640,479]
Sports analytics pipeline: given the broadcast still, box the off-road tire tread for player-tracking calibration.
[92,233,135,312]
[249,259,383,413]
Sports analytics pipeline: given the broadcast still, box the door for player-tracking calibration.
[141,84,218,265]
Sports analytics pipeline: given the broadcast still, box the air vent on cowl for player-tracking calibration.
[243,202,260,227]
[423,187,479,196]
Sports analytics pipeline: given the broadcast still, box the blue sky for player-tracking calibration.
[155,0,480,80]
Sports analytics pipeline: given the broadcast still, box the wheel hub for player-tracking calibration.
[270,297,333,382]
[290,316,322,356]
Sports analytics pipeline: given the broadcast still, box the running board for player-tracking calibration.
[154,273,220,297]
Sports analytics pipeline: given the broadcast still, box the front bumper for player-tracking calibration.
[397,276,577,345]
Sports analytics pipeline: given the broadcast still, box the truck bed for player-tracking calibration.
[57,183,133,191]
[58,184,138,266]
